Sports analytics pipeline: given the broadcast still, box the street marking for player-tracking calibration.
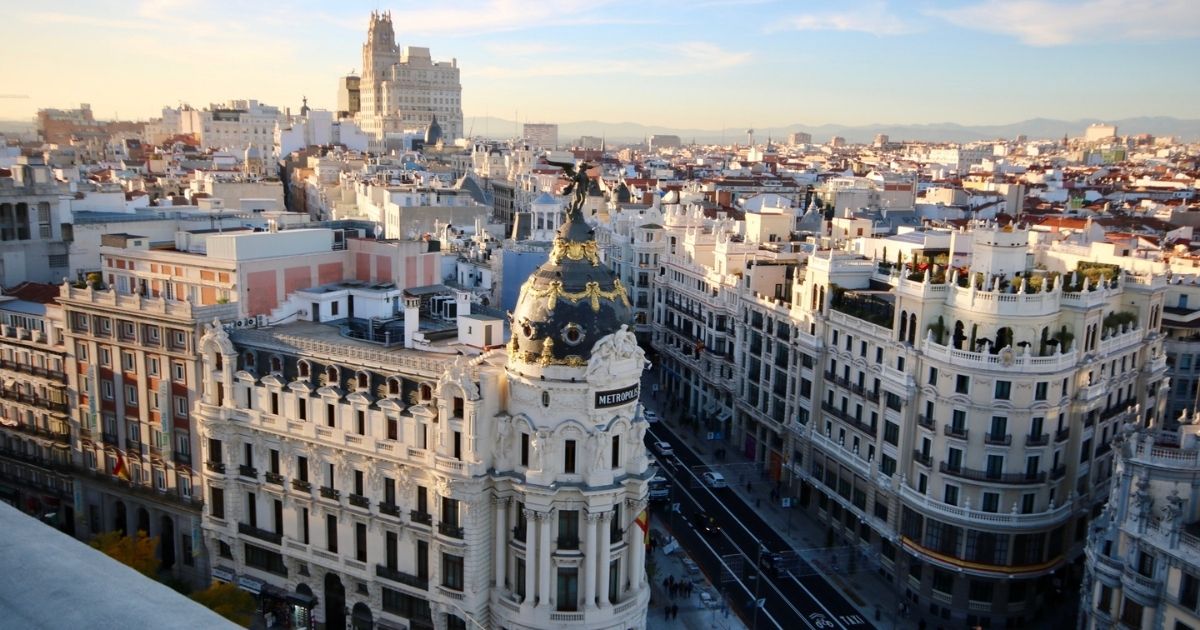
[658,444,815,630]
[650,425,859,630]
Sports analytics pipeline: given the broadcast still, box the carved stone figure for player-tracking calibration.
[441,354,480,401]
[589,431,606,472]
[530,430,549,471]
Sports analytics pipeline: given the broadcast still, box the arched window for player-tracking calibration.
[419,384,433,401]
[270,356,283,374]
[325,365,339,386]
[298,360,311,379]
[898,310,908,342]
[243,351,255,368]
[388,377,401,396]
[356,371,369,390]
[908,314,917,345]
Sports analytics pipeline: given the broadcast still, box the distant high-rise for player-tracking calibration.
[1084,123,1118,143]
[788,131,812,145]
[337,74,361,118]
[647,134,681,152]
[522,123,558,150]
[357,11,463,143]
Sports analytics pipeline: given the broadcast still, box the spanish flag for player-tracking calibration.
[113,450,130,482]
[636,509,650,546]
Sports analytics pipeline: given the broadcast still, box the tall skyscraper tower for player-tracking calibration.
[356,12,463,144]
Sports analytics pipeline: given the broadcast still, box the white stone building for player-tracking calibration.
[357,12,463,144]
[195,201,651,629]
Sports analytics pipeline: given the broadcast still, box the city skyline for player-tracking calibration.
[3,0,1198,130]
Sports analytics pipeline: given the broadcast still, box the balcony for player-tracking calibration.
[376,564,428,590]
[984,433,1012,446]
[410,510,432,526]
[238,465,257,479]
[102,432,119,446]
[1122,570,1162,601]
[1055,427,1070,443]
[1026,433,1049,447]
[437,522,464,539]
[379,502,400,517]
[173,451,191,466]
[238,521,282,545]
[319,486,340,500]
[0,388,69,414]
[349,494,370,509]
[939,462,1046,485]
[206,460,226,474]
[912,450,932,467]
[943,425,968,440]
[556,536,580,550]
[917,415,935,430]
[264,471,284,486]
[0,358,67,383]
[291,479,312,492]
[1,421,71,444]
[1050,466,1067,480]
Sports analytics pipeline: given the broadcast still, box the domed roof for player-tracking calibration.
[509,186,632,368]
[424,115,443,145]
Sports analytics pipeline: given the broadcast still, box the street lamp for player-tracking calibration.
[750,541,767,630]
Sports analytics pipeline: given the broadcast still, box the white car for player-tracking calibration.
[644,409,659,423]
[701,471,727,488]
[653,441,674,457]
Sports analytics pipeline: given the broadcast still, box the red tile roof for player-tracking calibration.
[3,282,61,304]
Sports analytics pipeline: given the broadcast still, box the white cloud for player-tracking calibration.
[468,41,751,79]
[769,1,917,35]
[936,0,1200,46]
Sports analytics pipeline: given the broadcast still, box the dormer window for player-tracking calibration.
[298,360,310,379]
[243,351,255,368]
[270,356,283,374]
[356,371,369,390]
[326,366,339,386]
[388,377,401,396]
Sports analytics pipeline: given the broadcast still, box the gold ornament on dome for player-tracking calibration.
[519,278,631,313]
[539,337,556,364]
[550,238,601,266]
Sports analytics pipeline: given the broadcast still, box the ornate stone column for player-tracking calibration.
[597,511,613,607]
[523,508,537,606]
[630,516,645,591]
[583,511,600,608]
[494,497,508,590]
[538,509,552,608]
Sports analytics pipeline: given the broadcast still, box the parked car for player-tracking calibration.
[690,511,721,535]
[701,471,727,488]
[648,475,671,502]
[644,409,659,423]
[653,441,674,457]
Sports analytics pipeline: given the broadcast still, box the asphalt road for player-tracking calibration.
[646,420,874,630]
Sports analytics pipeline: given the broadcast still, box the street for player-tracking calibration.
[646,419,873,630]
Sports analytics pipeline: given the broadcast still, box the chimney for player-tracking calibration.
[403,296,420,349]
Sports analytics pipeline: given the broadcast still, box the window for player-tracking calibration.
[982,492,999,513]
[210,486,225,519]
[558,510,579,549]
[326,514,338,552]
[147,357,159,376]
[125,385,138,406]
[172,361,185,382]
[442,554,464,591]
[297,456,308,482]
[1021,493,1036,514]
[1035,382,1048,401]
[943,485,959,506]
[356,522,367,562]
[947,448,963,470]
[520,434,529,466]
[1120,598,1144,628]
[1181,572,1199,610]
[556,567,579,611]
[102,381,114,400]
[883,421,899,445]
[955,375,969,394]
[928,367,938,386]
[611,435,620,468]
[564,439,576,473]
[995,380,1011,400]
[99,347,111,366]
[387,418,398,441]
[174,396,188,418]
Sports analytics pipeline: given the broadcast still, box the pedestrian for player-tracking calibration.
[671,604,679,619]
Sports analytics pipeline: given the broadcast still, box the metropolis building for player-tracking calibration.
[196,190,651,628]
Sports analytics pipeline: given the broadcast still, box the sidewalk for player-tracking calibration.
[644,381,911,629]
[647,513,747,630]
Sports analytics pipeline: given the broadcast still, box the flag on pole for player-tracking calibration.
[113,450,130,481]
[636,509,649,545]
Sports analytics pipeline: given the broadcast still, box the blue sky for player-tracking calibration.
[2,0,1198,128]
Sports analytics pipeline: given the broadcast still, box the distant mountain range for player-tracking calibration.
[4,115,1197,145]
[466,116,1200,145]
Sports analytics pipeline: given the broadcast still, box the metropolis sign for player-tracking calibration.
[595,383,640,408]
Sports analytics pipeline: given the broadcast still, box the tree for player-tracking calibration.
[191,581,257,626]
[90,530,160,577]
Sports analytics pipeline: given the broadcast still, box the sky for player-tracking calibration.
[2,0,1199,129]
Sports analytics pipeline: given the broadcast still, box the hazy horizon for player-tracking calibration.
[2,0,1198,128]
